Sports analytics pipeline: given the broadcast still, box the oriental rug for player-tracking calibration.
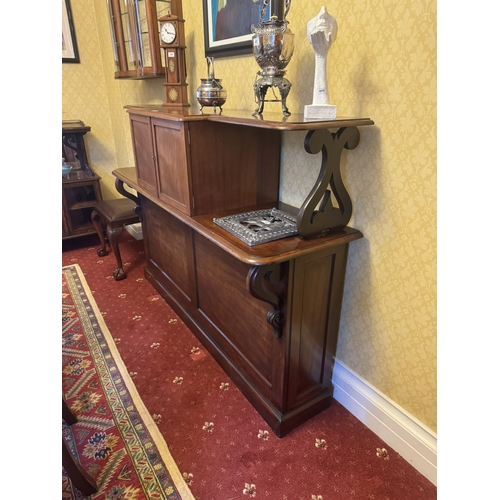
[62,264,195,500]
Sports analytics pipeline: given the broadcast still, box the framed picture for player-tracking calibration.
[62,0,80,63]
[203,0,268,58]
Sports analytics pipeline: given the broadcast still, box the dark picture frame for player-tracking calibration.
[203,0,267,58]
[62,0,80,63]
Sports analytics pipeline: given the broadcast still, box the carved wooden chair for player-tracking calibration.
[62,397,98,495]
[91,194,141,281]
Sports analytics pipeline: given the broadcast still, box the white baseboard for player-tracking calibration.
[332,359,437,486]
[125,222,143,240]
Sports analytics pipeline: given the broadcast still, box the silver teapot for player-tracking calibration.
[196,57,227,114]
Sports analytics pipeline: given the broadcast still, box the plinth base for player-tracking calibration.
[304,104,337,121]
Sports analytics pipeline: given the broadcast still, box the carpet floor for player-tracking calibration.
[62,232,437,500]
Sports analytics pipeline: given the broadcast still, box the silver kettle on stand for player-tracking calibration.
[196,57,227,114]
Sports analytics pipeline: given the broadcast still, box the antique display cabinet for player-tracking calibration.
[62,121,103,239]
[107,0,170,79]
[115,106,374,436]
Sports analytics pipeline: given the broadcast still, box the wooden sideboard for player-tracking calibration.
[116,106,374,437]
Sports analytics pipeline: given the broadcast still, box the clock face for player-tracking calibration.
[160,22,177,44]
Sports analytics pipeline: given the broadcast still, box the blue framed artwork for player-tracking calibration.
[203,0,268,57]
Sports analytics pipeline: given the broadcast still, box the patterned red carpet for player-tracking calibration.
[62,232,437,500]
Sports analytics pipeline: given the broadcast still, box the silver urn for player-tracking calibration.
[251,0,294,115]
[196,57,227,114]
[252,0,294,77]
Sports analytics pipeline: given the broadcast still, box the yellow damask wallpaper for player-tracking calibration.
[62,0,436,431]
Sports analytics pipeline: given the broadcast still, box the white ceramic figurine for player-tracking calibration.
[304,6,338,120]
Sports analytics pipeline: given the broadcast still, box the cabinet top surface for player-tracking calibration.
[125,105,374,131]
[62,120,91,134]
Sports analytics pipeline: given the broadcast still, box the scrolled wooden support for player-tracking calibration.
[297,126,361,238]
[247,263,286,339]
[114,177,142,221]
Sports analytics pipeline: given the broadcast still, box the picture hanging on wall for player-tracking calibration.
[203,0,269,58]
[62,0,80,63]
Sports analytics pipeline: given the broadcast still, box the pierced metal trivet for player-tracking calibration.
[214,208,298,246]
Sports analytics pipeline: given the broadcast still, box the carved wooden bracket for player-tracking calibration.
[115,178,142,221]
[297,126,361,238]
[247,263,287,339]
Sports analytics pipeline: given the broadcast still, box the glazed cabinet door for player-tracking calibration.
[151,118,192,215]
[129,114,158,196]
[107,0,169,79]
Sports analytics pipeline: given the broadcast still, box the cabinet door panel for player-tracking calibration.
[130,114,158,196]
[194,234,278,401]
[287,245,349,410]
[142,197,196,306]
[152,118,192,215]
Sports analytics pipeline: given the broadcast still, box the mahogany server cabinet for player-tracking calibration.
[117,106,374,437]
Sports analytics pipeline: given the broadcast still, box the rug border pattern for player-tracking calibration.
[63,264,195,500]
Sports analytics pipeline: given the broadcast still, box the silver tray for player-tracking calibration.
[213,208,298,246]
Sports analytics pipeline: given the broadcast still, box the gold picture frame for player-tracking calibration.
[62,0,80,63]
